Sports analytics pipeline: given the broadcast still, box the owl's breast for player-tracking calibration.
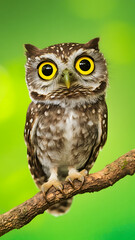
[60,110,97,168]
[35,105,99,172]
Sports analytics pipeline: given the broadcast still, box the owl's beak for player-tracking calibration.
[62,69,71,89]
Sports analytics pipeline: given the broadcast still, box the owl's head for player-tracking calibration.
[25,38,108,105]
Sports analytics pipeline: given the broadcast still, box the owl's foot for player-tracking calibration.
[41,180,63,194]
[65,169,88,186]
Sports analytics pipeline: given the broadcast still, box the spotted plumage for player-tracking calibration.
[24,38,108,216]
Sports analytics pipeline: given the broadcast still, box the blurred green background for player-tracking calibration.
[0,0,135,239]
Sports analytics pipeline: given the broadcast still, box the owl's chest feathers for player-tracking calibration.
[36,103,99,171]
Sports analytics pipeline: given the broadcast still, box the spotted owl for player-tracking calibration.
[24,38,108,216]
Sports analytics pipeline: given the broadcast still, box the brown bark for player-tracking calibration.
[0,149,135,237]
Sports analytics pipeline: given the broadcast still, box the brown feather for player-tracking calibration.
[84,37,100,50]
[24,44,40,58]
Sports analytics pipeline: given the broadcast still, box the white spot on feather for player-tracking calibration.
[50,95,55,99]
[88,120,93,126]
[57,109,61,114]
[61,54,64,59]
[44,111,49,116]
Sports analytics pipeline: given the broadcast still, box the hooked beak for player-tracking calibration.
[62,69,71,89]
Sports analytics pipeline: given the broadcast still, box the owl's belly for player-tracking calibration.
[36,108,98,173]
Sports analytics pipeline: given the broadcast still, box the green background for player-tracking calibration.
[0,0,135,239]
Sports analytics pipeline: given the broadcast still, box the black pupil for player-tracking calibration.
[42,64,53,76]
[79,59,91,71]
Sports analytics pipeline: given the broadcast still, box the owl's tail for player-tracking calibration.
[46,198,73,217]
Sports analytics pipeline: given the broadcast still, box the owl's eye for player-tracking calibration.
[75,56,94,75]
[38,62,57,80]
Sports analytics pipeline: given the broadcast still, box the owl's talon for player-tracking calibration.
[65,169,87,186]
[41,180,63,194]
[57,184,63,192]
[80,169,88,176]
[66,177,74,186]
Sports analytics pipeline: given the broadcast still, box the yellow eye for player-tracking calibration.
[75,56,94,75]
[38,61,57,80]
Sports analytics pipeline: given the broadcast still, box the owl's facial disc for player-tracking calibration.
[25,40,108,102]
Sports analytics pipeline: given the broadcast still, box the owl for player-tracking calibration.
[24,38,108,216]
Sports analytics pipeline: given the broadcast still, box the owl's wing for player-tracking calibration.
[83,100,108,172]
[24,102,47,189]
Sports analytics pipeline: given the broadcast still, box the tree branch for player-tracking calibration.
[0,149,135,237]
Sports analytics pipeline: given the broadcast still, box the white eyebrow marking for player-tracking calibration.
[30,118,33,123]
[35,56,40,60]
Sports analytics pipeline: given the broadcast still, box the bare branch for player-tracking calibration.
[0,149,135,237]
